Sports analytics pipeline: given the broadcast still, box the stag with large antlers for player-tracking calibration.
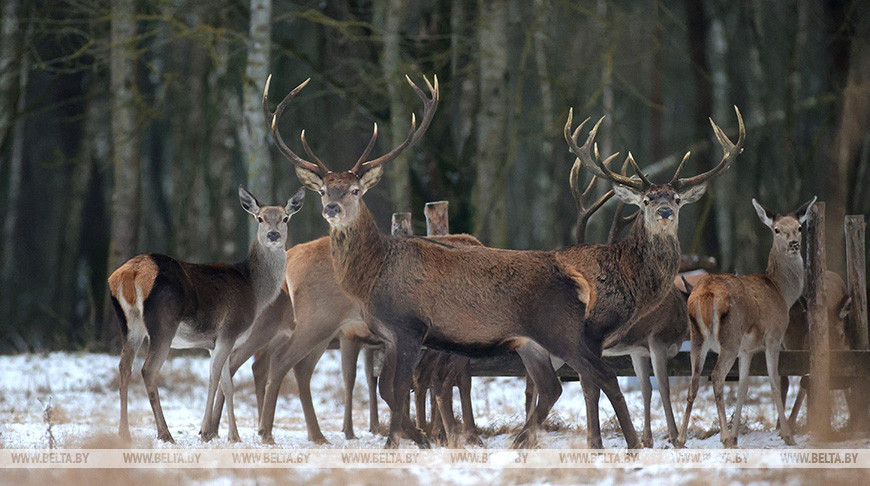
[559,106,745,448]
[265,75,643,448]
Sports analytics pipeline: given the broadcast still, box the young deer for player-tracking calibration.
[677,196,816,448]
[108,186,304,443]
[269,73,743,449]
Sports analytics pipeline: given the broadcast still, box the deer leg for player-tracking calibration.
[788,378,807,429]
[340,333,363,440]
[211,331,270,434]
[364,347,380,434]
[711,347,738,448]
[731,352,751,438]
[579,374,604,449]
[524,375,537,419]
[432,374,459,447]
[677,327,709,447]
[258,320,338,444]
[457,360,483,446]
[649,341,679,445]
[254,334,287,427]
[765,345,795,445]
[201,340,233,442]
[511,342,561,448]
[118,329,145,442]
[630,352,653,448]
[218,353,240,443]
[384,330,427,449]
[140,333,175,443]
[778,376,790,430]
[294,339,331,445]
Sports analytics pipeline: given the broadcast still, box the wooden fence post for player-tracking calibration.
[391,212,412,237]
[424,201,449,236]
[807,201,831,440]
[845,215,869,350]
[844,215,869,433]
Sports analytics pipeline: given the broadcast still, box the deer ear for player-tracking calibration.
[612,184,644,207]
[285,186,305,215]
[677,184,707,204]
[294,167,323,192]
[358,165,384,193]
[795,196,817,224]
[239,185,261,216]
[752,198,775,228]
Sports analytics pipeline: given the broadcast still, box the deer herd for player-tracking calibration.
[107,73,857,450]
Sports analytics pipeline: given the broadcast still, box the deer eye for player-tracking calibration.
[643,199,649,206]
[318,189,325,196]
[351,188,360,196]
[257,217,263,223]
[675,197,681,205]
[798,227,802,233]
[774,228,780,234]
[283,217,289,223]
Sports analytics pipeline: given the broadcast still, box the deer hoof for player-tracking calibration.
[344,430,357,440]
[509,429,536,449]
[384,436,400,449]
[261,434,276,445]
[721,436,737,448]
[782,434,796,446]
[158,432,176,444]
[310,435,331,446]
[466,433,485,448]
[200,430,217,442]
[642,432,654,449]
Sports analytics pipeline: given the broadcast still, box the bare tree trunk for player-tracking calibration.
[241,0,272,235]
[530,0,556,248]
[0,0,19,153]
[685,0,718,258]
[709,16,733,271]
[106,0,141,344]
[380,0,410,212]
[0,30,26,319]
[208,32,242,260]
[473,0,509,247]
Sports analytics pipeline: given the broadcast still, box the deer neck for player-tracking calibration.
[246,240,288,316]
[623,216,681,309]
[328,203,388,302]
[766,248,805,308]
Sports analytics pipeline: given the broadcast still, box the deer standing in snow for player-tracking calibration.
[677,196,816,447]
[108,186,304,443]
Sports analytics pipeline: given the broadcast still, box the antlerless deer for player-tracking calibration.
[108,186,304,443]
[269,72,743,449]
[678,197,817,447]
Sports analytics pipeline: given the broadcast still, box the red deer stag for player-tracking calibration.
[108,186,305,443]
[560,107,745,448]
[677,197,816,447]
[249,76,501,445]
[266,75,617,448]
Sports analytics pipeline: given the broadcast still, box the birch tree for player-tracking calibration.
[241,0,272,219]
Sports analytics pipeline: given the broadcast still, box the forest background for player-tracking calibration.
[0,0,868,351]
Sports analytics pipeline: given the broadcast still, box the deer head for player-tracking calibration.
[751,196,817,256]
[565,107,745,238]
[239,185,306,249]
[263,75,439,229]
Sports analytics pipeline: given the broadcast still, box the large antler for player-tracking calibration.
[263,75,330,177]
[670,106,745,190]
[570,154,616,244]
[351,75,439,176]
[564,110,652,192]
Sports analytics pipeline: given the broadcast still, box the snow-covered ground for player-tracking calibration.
[1,351,867,484]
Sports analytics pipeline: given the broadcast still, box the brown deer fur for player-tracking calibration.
[677,197,816,448]
[109,186,304,443]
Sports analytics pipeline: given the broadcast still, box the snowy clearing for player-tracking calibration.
[0,351,867,484]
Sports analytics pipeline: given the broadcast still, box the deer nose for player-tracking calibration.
[657,207,674,220]
[267,231,281,242]
[789,240,800,251]
[324,203,341,218]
